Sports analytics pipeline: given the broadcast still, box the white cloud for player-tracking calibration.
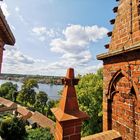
[2,45,103,76]
[50,24,108,68]
[32,27,47,36]
[2,24,107,76]
[15,7,20,12]
[32,26,59,42]
[84,63,103,73]
[2,45,47,75]
[0,2,10,17]
[4,46,36,65]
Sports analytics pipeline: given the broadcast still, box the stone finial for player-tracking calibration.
[51,68,89,140]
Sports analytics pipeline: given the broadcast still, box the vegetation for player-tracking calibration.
[34,91,48,114]
[17,79,38,106]
[0,68,103,138]
[0,114,54,140]
[0,79,58,119]
[25,128,54,140]
[0,73,63,85]
[0,82,18,101]
[76,68,103,136]
[0,115,26,140]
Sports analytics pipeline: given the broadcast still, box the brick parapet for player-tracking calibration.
[109,0,140,52]
[102,50,140,139]
[55,120,82,140]
[81,130,122,140]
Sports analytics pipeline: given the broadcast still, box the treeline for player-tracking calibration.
[0,73,63,85]
[0,68,103,138]
[0,79,57,120]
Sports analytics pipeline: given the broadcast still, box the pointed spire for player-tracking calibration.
[51,68,89,140]
[51,68,89,122]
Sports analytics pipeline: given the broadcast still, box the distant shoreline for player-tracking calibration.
[0,73,64,85]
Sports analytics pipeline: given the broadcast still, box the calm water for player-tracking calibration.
[0,80,63,100]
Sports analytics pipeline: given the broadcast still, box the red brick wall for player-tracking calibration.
[103,50,140,140]
[55,120,82,140]
[109,0,140,51]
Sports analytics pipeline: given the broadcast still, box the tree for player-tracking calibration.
[34,91,48,114]
[25,128,54,140]
[0,82,18,101]
[46,99,57,121]
[17,79,38,106]
[0,117,26,140]
[76,68,103,136]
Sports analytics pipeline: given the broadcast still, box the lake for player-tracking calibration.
[0,80,63,100]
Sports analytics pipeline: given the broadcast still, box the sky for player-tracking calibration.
[0,0,117,76]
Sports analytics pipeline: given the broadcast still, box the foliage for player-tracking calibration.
[34,91,48,114]
[17,79,38,106]
[46,99,58,121]
[0,116,26,140]
[0,114,54,140]
[76,68,103,136]
[0,82,18,101]
[25,128,54,140]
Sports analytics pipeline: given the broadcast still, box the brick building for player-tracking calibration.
[97,0,140,139]
[0,7,15,72]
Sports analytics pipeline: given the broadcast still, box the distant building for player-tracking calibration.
[27,111,55,134]
[0,97,17,114]
[16,105,33,120]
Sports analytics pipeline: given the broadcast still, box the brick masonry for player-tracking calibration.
[109,0,140,51]
[97,0,140,140]
[103,51,140,140]
[51,68,89,140]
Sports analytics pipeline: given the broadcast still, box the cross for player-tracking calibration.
[62,78,79,86]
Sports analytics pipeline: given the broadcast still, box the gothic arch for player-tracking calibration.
[107,69,139,101]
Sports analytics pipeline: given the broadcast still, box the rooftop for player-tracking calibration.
[0,97,17,108]
[27,111,55,134]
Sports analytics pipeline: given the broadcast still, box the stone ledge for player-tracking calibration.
[97,43,140,60]
[81,130,122,140]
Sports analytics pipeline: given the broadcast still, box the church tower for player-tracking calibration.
[97,0,140,139]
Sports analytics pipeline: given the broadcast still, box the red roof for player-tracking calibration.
[0,97,17,108]
[17,106,32,117]
[28,111,55,133]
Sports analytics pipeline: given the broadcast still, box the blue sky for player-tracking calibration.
[0,0,117,76]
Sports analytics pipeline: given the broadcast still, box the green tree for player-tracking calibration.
[34,91,48,114]
[0,117,26,140]
[25,128,54,140]
[46,99,57,121]
[0,82,18,101]
[76,68,103,136]
[17,79,38,106]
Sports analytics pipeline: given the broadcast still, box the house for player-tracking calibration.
[0,97,17,114]
[27,111,55,134]
[16,105,33,120]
